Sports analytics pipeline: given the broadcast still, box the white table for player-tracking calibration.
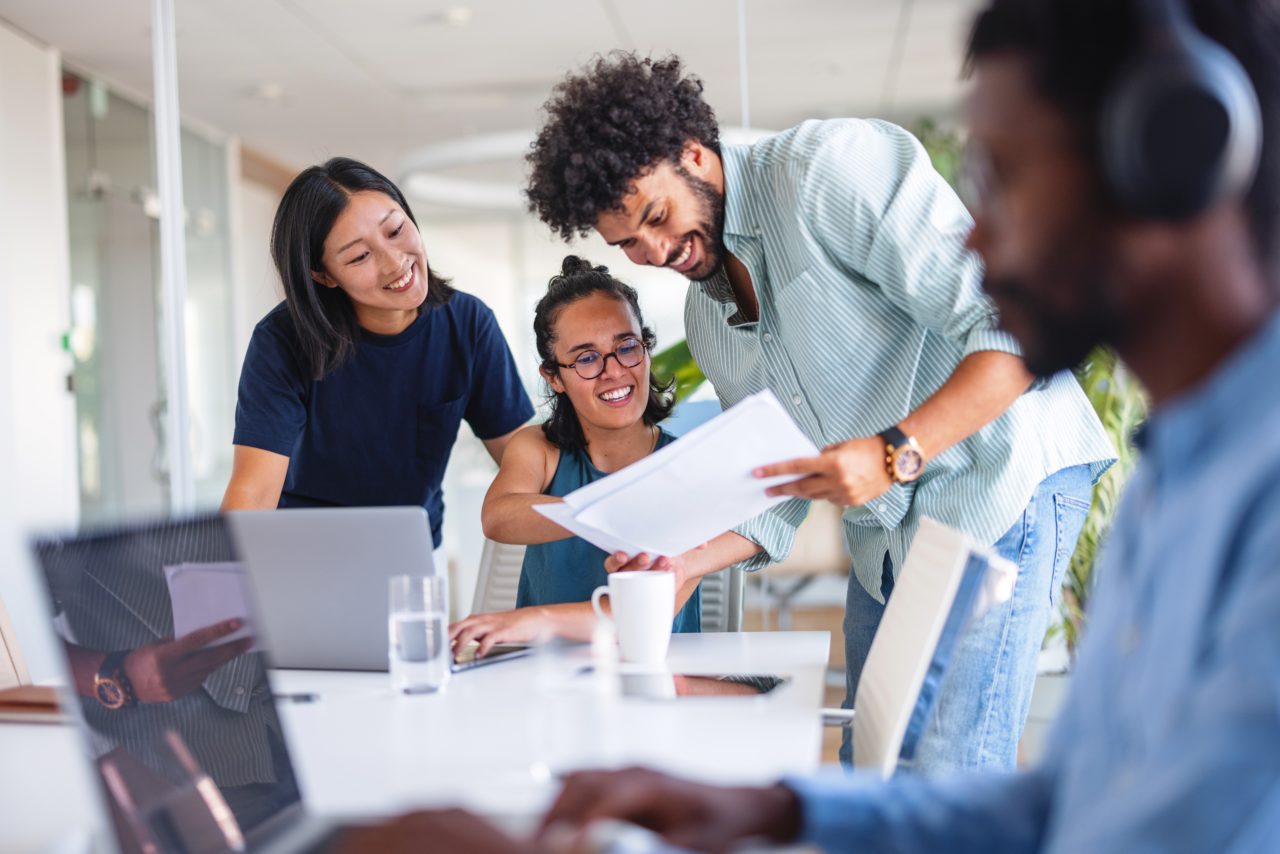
[0,631,829,852]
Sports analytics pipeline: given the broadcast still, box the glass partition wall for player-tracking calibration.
[62,70,236,523]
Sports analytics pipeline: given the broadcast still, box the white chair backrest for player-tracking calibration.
[697,565,744,632]
[470,539,528,615]
[852,517,1014,778]
[0,595,30,689]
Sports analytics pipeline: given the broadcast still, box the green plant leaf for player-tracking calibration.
[651,339,707,405]
[1057,348,1148,654]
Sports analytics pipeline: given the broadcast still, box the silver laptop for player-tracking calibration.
[29,515,351,853]
[227,507,437,671]
[229,507,533,673]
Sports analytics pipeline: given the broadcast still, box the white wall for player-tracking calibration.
[0,21,81,681]
[230,167,285,366]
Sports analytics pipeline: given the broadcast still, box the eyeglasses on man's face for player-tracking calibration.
[556,337,648,380]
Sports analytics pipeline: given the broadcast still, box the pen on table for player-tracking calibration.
[273,692,319,703]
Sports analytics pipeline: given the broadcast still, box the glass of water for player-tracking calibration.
[388,574,450,694]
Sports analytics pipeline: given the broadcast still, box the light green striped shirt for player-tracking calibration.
[687,119,1116,601]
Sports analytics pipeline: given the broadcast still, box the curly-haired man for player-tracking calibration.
[526,52,1117,774]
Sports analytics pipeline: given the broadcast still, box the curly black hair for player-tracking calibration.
[525,53,721,242]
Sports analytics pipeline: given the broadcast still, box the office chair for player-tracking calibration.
[829,518,1016,778]
[469,539,528,616]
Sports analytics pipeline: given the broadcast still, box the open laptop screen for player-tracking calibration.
[32,515,304,852]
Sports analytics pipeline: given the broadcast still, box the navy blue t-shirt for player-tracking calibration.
[233,293,534,547]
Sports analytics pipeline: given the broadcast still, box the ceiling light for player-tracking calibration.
[419,6,471,27]
[248,82,287,104]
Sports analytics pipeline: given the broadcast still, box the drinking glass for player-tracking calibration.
[388,574,450,694]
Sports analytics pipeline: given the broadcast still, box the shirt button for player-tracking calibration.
[234,686,246,696]
[762,332,773,342]
[791,394,803,407]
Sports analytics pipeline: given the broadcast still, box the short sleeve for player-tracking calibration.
[232,312,309,457]
[463,302,535,440]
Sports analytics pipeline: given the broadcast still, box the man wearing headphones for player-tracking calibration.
[524,52,1116,776]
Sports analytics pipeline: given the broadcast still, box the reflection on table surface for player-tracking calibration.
[618,672,789,699]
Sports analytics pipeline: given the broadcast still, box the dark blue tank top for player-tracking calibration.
[515,429,701,633]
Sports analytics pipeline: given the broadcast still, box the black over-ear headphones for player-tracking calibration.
[1101,0,1262,219]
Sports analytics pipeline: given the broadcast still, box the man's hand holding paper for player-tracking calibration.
[754,434,893,505]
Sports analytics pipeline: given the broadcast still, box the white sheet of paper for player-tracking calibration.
[548,390,820,557]
[163,562,255,648]
[533,502,650,557]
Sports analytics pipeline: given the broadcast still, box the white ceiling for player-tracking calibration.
[0,0,981,180]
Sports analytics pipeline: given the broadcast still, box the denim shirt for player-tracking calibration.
[786,310,1280,852]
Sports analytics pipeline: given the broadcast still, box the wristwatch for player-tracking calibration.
[878,426,925,484]
[94,650,137,710]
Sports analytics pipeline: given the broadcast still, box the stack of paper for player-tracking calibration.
[163,562,256,648]
[535,390,820,556]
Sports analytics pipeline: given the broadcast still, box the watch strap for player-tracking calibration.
[98,650,130,680]
[878,425,909,449]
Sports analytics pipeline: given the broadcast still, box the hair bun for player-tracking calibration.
[560,255,606,277]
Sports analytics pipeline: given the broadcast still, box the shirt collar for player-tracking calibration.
[1136,309,1280,472]
[696,143,754,307]
[719,143,755,240]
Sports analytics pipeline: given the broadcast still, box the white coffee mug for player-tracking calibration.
[591,570,675,666]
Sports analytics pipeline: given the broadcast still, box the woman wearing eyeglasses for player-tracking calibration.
[450,256,706,653]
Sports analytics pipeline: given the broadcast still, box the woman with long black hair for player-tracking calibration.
[221,157,533,557]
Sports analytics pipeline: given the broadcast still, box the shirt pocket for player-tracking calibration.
[416,395,467,485]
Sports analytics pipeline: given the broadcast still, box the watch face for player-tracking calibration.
[96,679,126,710]
[894,448,924,482]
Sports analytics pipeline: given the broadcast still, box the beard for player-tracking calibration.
[673,165,728,282]
[982,229,1128,378]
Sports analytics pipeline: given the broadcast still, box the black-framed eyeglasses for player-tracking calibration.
[555,337,649,380]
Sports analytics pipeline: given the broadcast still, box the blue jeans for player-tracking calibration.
[839,464,1093,773]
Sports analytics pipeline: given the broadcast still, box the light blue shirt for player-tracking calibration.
[786,311,1280,852]
[686,119,1115,599]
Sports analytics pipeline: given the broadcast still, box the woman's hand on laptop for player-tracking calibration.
[450,604,596,655]
[124,619,253,703]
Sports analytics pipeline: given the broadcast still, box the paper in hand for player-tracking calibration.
[535,390,819,556]
[164,562,256,648]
